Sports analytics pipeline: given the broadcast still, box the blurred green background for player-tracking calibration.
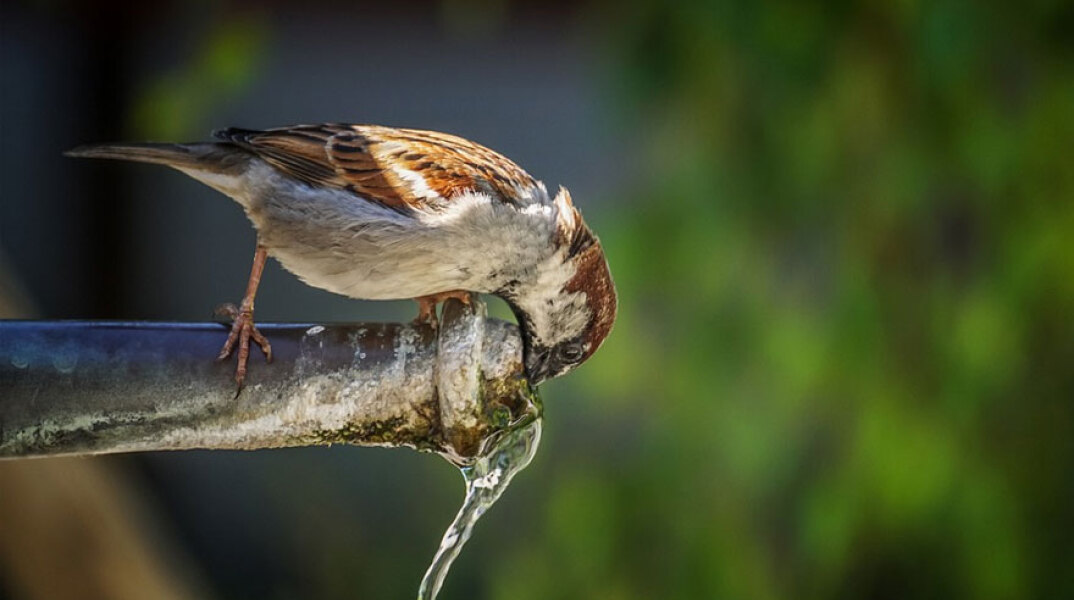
[2,1,1073,599]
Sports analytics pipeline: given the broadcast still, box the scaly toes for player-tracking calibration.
[413,300,439,329]
[235,325,252,386]
[217,318,243,361]
[217,310,271,391]
[250,326,272,363]
[413,313,439,330]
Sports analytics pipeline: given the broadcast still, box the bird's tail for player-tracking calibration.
[64,142,247,174]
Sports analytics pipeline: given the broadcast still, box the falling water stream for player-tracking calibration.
[417,414,543,599]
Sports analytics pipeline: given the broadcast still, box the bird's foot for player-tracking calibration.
[215,302,273,390]
[413,290,473,330]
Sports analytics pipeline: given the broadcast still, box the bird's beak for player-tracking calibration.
[524,349,550,386]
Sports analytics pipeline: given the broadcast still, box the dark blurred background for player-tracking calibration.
[2,0,1073,598]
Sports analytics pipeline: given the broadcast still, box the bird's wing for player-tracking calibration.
[214,124,541,212]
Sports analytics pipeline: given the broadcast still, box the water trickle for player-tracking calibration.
[417,415,543,599]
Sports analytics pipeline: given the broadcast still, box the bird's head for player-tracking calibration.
[506,188,617,385]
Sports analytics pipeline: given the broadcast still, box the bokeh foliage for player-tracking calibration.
[130,16,267,140]
[10,0,1073,597]
[492,1,1074,598]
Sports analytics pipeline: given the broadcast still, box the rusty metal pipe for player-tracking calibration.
[0,299,538,463]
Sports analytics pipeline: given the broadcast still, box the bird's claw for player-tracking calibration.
[413,290,473,331]
[216,304,272,389]
[414,300,440,330]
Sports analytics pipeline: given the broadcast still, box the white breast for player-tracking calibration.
[220,162,558,300]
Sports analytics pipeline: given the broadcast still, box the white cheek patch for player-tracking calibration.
[540,292,589,345]
[514,252,589,347]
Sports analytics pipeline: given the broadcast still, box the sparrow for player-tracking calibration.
[66,124,617,388]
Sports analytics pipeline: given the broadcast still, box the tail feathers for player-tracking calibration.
[64,142,246,174]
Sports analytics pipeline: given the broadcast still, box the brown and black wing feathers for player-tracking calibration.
[214,124,541,212]
[214,125,340,187]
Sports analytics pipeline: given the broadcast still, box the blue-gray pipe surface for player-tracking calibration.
[0,300,536,462]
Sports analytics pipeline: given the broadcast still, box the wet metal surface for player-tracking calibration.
[0,299,536,462]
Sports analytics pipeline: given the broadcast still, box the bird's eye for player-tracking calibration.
[558,342,585,364]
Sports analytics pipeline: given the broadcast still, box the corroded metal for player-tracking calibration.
[0,299,538,462]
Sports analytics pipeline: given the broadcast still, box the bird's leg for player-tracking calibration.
[217,243,273,388]
[413,290,473,329]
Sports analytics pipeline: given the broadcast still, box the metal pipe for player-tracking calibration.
[0,299,538,463]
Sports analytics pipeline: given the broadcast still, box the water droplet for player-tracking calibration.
[53,353,77,374]
[471,468,502,490]
[305,325,326,336]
